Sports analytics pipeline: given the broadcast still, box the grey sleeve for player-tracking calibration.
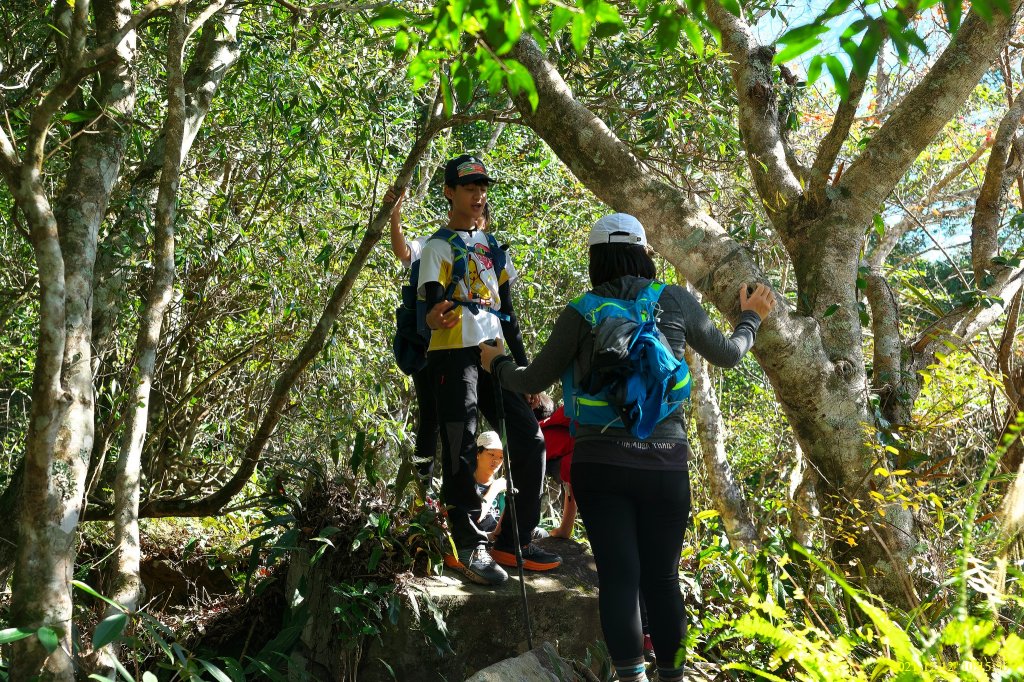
[494,305,586,394]
[672,286,761,368]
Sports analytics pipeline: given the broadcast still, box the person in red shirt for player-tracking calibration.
[534,396,577,539]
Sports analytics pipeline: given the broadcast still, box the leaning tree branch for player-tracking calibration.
[913,266,1024,363]
[705,0,802,222]
[138,117,445,518]
[504,35,836,413]
[972,89,1024,281]
[838,0,1024,218]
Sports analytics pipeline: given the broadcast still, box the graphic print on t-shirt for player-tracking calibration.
[417,230,511,351]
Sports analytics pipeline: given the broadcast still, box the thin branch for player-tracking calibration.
[972,88,1024,280]
[893,194,971,288]
[998,286,1023,406]
[810,66,870,198]
[138,119,444,517]
[868,135,989,268]
[186,0,229,41]
[273,0,389,16]
[0,125,19,178]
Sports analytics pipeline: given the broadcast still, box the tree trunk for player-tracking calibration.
[102,8,187,676]
[6,168,72,680]
[506,34,920,604]
[7,1,139,676]
[683,289,757,551]
[788,441,819,548]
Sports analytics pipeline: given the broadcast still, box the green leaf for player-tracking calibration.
[505,59,538,111]
[773,37,822,64]
[719,0,742,17]
[850,23,883,77]
[62,110,98,123]
[681,17,704,56]
[393,30,410,53]
[450,60,475,107]
[550,6,574,35]
[92,613,128,649]
[219,658,247,682]
[0,627,36,644]
[823,304,840,317]
[198,658,235,682]
[943,0,962,31]
[37,627,59,654]
[824,55,849,100]
[972,0,993,21]
[369,544,384,571]
[73,580,127,613]
[806,55,824,85]
[370,6,410,28]
[570,13,591,55]
[777,23,829,45]
[873,214,885,238]
[439,73,454,117]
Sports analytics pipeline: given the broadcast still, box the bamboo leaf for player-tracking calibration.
[36,626,59,654]
[92,613,129,649]
[0,627,35,644]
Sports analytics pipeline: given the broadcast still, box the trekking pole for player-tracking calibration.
[487,341,534,650]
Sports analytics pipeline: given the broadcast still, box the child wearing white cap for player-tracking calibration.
[473,431,506,540]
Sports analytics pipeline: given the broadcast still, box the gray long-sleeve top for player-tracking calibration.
[493,276,762,449]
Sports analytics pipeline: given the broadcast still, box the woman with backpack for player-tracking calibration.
[479,213,775,682]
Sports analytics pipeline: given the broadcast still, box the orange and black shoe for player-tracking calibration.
[443,547,508,586]
[491,542,562,571]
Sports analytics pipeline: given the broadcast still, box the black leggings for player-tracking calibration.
[412,366,439,479]
[572,460,691,668]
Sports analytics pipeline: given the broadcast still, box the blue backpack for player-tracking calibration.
[561,281,691,439]
[392,228,508,375]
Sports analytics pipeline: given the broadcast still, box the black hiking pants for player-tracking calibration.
[429,347,546,551]
[572,459,691,670]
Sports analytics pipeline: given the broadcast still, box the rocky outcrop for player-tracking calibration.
[357,538,601,681]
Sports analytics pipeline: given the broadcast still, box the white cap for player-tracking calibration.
[476,431,502,451]
[588,213,647,247]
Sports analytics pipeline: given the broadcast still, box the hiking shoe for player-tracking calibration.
[491,542,562,571]
[642,633,655,662]
[444,547,508,586]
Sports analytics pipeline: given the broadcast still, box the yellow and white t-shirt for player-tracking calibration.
[417,229,515,351]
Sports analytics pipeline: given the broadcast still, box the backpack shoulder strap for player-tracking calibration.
[484,233,507,276]
[635,280,666,306]
[428,228,469,294]
[567,292,615,326]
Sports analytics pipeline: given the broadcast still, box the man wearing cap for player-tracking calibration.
[418,154,561,586]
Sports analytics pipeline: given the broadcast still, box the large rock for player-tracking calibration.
[358,538,601,682]
[464,644,574,681]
